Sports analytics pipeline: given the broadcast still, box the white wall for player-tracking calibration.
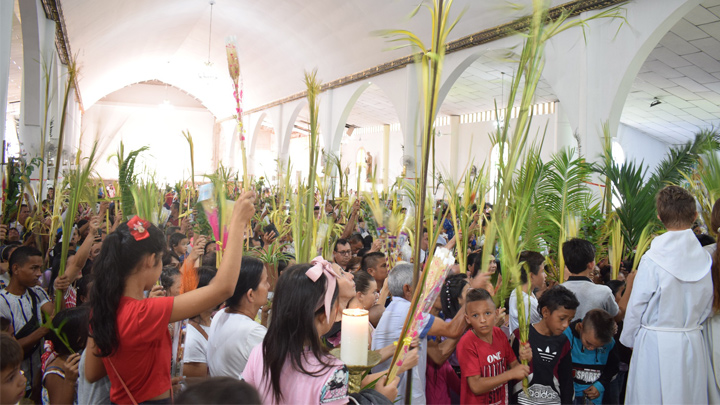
[81,102,215,184]
[617,123,671,176]
[339,128,404,192]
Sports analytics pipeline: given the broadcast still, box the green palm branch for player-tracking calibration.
[56,142,98,313]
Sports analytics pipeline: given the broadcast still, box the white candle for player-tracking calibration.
[341,308,369,366]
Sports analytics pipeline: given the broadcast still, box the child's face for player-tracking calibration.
[465,299,497,339]
[579,324,606,351]
[542,306,576,336]
[12,256,43,289]
[0,365,26,405]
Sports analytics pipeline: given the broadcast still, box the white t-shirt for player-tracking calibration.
[508,289,541,334]
[207,309,267,378]
[183,324,210,364]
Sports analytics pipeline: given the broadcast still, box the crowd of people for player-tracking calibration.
[0,184,718,405]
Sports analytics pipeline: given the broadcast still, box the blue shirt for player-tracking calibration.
[372,297,434,404]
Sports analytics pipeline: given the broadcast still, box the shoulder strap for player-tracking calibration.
[190,321,208,340]
[107,358,139,405]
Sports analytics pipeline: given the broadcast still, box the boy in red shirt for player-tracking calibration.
[458,288,531,405]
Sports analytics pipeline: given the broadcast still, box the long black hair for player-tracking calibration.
[226,257,264,309]
[262,263,338,403]
[89,222,166,357]
[441,273,468,318]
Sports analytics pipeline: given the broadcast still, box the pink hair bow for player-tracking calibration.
[306,256,338,323]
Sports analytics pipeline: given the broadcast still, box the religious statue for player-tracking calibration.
[365,152,373,181]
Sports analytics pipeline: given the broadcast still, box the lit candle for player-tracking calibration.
[341,308,369,366]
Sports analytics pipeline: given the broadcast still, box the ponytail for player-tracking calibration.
[89,222,166,357]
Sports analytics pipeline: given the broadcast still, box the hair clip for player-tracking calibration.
[128,216,150,241]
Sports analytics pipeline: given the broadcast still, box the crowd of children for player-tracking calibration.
[0,184,718,404]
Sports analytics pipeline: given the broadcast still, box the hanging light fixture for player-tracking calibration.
[159,83,174,110]
[199,0,217,80]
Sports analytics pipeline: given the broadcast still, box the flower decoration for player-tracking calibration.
[128,215,150,241]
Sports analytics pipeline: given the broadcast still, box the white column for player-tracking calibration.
[382,124,390,192]
[542,0,700,164]
[449,115,460,180]
[0,0,13,153]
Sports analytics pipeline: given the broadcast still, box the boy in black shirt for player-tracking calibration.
[512,285,579,404]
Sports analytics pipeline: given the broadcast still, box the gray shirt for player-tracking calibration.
[563,276,619,321]
[78,349,111,405]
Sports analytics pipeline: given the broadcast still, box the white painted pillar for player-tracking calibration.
[542,0,700,164]
[383,124,390,192]
[449,115,460,180]
[0,0,13,153]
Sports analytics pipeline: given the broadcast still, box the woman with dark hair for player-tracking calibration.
[207,257,269,378]
[183,266,218,378]
[83,193,255,405]
[242,259,399,404]
[42,306,90,405]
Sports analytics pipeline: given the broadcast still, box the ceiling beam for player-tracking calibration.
[245,0,626,115]
[40,0,83,111]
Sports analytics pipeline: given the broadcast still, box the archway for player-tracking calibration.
[618,1,720,167]
[81,80,216,185]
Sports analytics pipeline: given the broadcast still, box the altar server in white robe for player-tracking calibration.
[620,186,713,405]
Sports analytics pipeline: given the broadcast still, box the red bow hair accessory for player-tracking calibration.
[128,216,150,241]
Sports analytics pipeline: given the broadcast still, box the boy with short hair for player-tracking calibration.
[458,288,531,405]
[620,185,713,404]
[564,309,619,404]
[1,332,27,405]
[511,285,578,404]
[561,239,619,321]
[0,247,56,399]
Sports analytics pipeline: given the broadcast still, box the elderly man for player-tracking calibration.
[371,263,467,404]
[332,238,352,270]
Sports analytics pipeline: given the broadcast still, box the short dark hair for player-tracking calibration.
[165,226,181,236]
[537,285,579,316]
[196,266,217,289]
[656,185,696,229]
[169,232,187,248]
[334,238,349,252]
[562,238,596,274]
[48,306,90,356]
[349,233,364,245]
[8,246,42,276]
[0,332,22,371]
[605,280,626,297]
[696,233,716,247]
[353,270,376,295]
[519,251,545,284]
[466,288,493,306]
[160,266,181,290]
[361,252,385,271]
[582,309,616,345]
[202,251,217,267]
[175,377,261,404]
[162,250,180,267]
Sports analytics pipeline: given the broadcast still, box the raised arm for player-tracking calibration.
[428,305,468,339]
[169,192,256,323]
[65,216,100,282]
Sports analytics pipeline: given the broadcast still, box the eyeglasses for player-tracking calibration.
[336,250,352,256]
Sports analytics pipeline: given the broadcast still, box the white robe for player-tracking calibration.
[620,229,713,405]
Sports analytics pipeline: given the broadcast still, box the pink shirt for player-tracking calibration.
[242,344,349,405]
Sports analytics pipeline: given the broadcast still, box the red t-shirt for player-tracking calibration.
[102,296,174,404]
[457,327,517,405]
